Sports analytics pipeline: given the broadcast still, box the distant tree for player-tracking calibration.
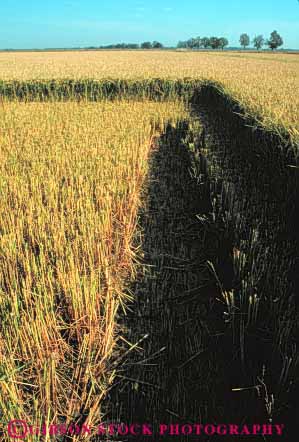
[195,36,202,48]
[95,43,140,49]
[186,38,199,49]
[201,37,210,49]
[152,41,163,48]
[218,37,229,50]
[141,41,152,49]
[210,36,221,49]
[186,38,193,48]
[253,35,264,50]
[267,30,283,50]
[128,43,140,49]
[177,40,188,48]
[240,33,250,49]
[177,35,228,50]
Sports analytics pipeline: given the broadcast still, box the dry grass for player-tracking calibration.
[0,100,188,438]
[0,50,298,131]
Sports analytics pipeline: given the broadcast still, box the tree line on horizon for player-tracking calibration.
[239,30,283,50]
[89,41,164,49]
[177,30,284,50]
[84,30,283,51]
[177,36,229,50]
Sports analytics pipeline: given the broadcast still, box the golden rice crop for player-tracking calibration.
[0,100,188,437]
[0,50,298,131]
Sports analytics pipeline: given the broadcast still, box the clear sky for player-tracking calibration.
[0,0,299,49]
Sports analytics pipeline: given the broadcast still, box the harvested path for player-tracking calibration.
[119,121,218,426]
[106,121,261,441]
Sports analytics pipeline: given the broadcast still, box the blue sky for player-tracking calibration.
[0,0,299,49]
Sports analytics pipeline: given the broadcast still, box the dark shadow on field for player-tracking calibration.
[104,121,271,442]
[189,91,299,442]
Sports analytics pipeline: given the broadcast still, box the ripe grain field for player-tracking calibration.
[0,50,299,133]
[0,50,298,441]
[0,100,188,439]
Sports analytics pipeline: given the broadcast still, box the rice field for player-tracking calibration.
[0,100,188,436]
[0,50,298,132]
[0,50,298,441]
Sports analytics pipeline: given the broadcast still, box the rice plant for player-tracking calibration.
[0,100,188,439]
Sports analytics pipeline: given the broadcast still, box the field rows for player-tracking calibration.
[0,51,298,133]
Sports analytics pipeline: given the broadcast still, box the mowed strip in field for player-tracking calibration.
[0,50,299,132]
[0,101,188,428]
